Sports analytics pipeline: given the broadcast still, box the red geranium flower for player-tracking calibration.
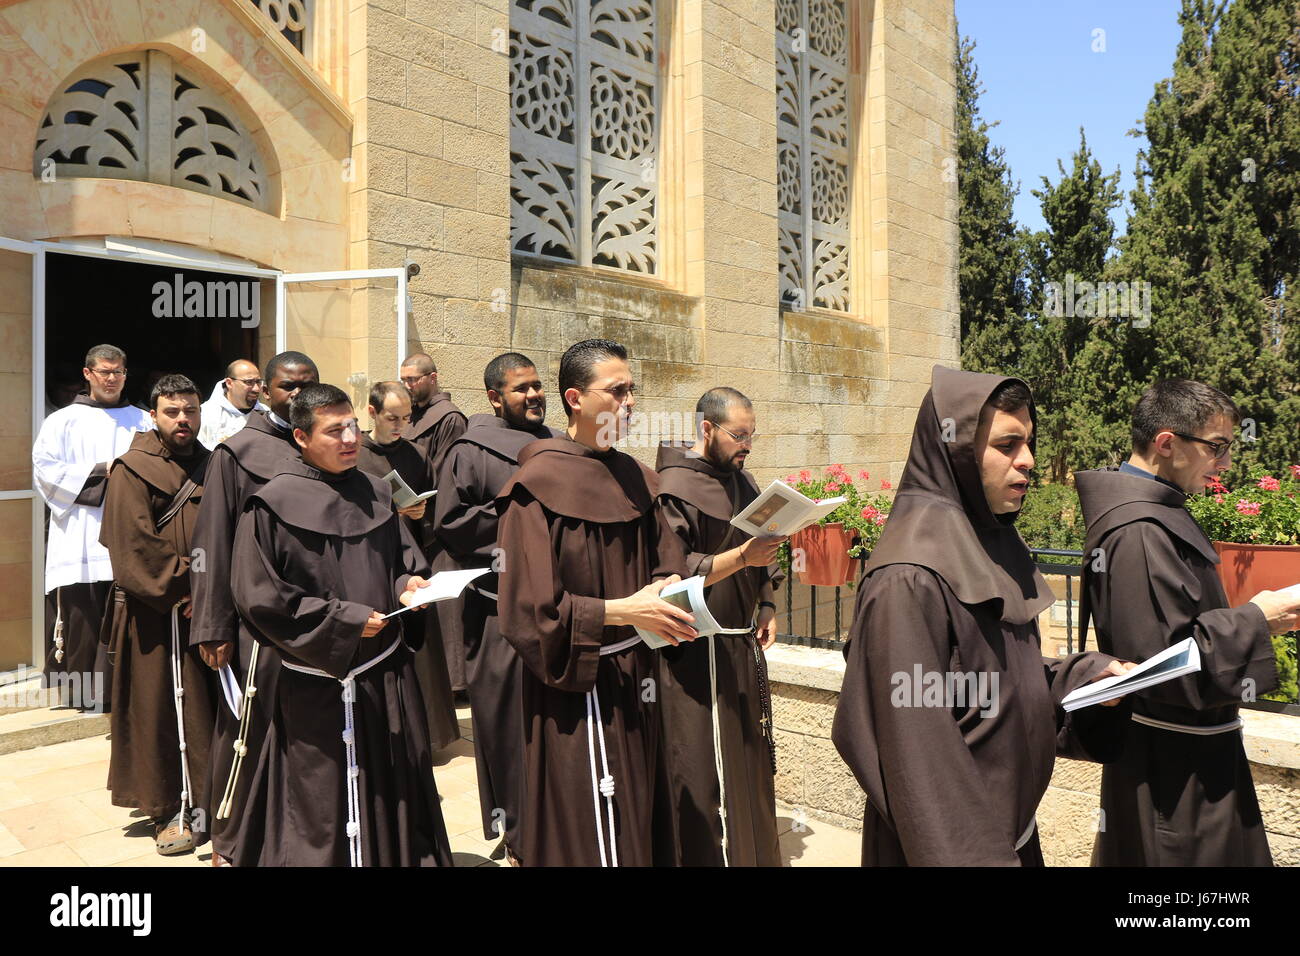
[858,470,871,481]
[880,479,892,490]
[825,481,842,493]
[1258,476,1280,492]
[1236,500,1262,517]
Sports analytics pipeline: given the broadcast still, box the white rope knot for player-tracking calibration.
[341,679,355,704]
[174,687,184,699]
[599,774,615,798]
[346,821,360,838]
[178,742,187,752]
[246,686,257,698]
[235,742,247,756]
[341,729,354,745]
[349,767,360,780]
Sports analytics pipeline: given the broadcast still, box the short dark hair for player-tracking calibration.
[149,373,200,410]
[986,379,1033,415]
[697,386,752,428]
[85,344,125,368]
[290,383,351,435]
[400,352,436,375]
[264,351,319,384]
[484,352,537,393]
[558,339,628,415]
[368,380,409,413]
[1131,380,1239,451]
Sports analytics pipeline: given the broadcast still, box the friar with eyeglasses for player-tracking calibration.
[32,343,151,713]
[1075,379,1300,866]
[495,338,692,866]
[651,387,786,867]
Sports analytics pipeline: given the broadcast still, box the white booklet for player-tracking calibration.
[383,567,492,619]
[218,664,243,718]
[382,469,436,509]
[635,575,753,649]
[729,479,846,537]
[1061,637,1202,712]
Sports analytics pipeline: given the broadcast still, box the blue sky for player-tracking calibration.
[954,0,1187,235]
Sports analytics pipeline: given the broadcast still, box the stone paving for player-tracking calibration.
[0,704,859,868]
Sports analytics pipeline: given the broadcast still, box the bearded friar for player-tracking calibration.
[99,374,218,855]
[652,387,786,867]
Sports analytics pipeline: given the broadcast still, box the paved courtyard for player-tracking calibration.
[0,704,859,868]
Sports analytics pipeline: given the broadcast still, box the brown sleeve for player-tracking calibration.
[656,495,714,578]
[98,465,191,614]
[496,488,605,693]
[73,462,110,506]
[428,413,469,477]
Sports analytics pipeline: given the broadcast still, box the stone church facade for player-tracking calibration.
[0,0,957,667]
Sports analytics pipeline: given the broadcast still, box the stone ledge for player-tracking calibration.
[0,707,110,756]
[768,642,1300,772]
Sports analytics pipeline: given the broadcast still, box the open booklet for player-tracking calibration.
[382,567,492,619]
[729,479,847,537]
[635,575,753,649]
[382,469,436,509]
[1060,636,1202,712]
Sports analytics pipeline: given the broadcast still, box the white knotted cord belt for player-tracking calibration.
[216,641,261,821]
[53,589,65,664]
[1014,817,1037,853]
[280,637,404,868]
[706,633,731,867]
[170,603,193,827]
[1131,712,1244,736]
[586,634,641,867]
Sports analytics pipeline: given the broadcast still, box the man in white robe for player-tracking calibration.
[198,359,268,449]
[31,344,151,710]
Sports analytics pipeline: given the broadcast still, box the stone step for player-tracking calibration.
[0,703,109,756]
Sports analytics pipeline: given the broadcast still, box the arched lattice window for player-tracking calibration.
[509,0,659,275]
[777,0,850,312]
[248,0,309,53]
[34,51,272,212]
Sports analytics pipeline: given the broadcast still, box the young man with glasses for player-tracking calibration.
[198,358,267,449]
[32,344,151,712]
[495,338,693,865]
[1076,379,1300,865]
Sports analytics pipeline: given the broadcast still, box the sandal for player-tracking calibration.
[155,811,195,856]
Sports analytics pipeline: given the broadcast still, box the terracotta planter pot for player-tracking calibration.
[791,522,857,587]
[1213,541,1300,607]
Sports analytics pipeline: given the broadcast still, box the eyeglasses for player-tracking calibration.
[1172,432,1238,460]
[89,368,127,379]
[713,423,758,445]
[233,377,262,387]
[584,384,637,404]
[399,374,430,386]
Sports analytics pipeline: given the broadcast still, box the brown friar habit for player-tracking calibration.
[355,432,460,752]
[433,413,556,846]
[830,366,1128,866]
[496,436,687,866]
[403,392,472,692]
[99,430,217,838]
[230,461,453,866]
[189,409,299,862]
[651,442,782,867]
[1075,467,1277,866]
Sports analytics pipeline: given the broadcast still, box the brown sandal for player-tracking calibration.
[155,812,195,856]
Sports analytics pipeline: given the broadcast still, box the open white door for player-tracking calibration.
[275,269,409,404]
[0,237,45,668]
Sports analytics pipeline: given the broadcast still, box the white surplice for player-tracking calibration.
[32,401,152,590]
[198,381,267,450]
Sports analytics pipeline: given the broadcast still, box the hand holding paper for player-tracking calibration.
[383,567,492,619]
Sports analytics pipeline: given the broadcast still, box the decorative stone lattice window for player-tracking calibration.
[248,0,309,54]
[509,0,659,274]
[34,50,271,212]
[777,0,851,312]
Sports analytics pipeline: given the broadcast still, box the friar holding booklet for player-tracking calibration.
[1076,379,1300,866]
[230,383,452,866]
[653,387,786,867]
[832,366,1137,866]
[495,339,693,866]
[355,380,460,754]
[432,352,556,862]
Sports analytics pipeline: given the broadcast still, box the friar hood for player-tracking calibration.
[498,436,658,523]
[215,408,301,481]
[1075,467,1219,565]
[654,441,760,522]
[405,392,464,441]
[863,364,1052,625]
[112,428,209,494]
[456,413,557,463]
[249,459,395,537]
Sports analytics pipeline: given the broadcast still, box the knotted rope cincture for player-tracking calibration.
[216,641,260,821]
[280,637,403,867]
[170,603,193,827]
[706,633,730,867]
[585,634,640,867]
